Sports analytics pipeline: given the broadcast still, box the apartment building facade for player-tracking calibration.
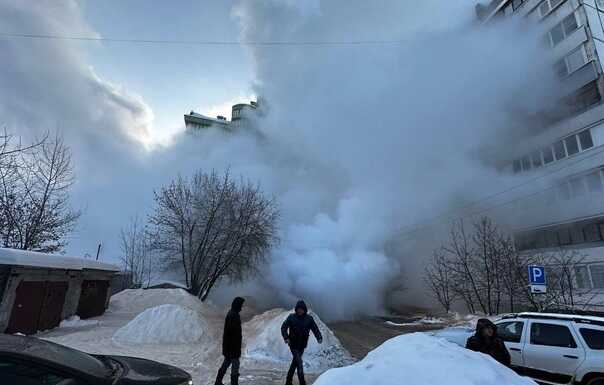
[479,0,604,300]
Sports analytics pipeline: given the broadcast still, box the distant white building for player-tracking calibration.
[479,0,604,302]
[184,100,259,131]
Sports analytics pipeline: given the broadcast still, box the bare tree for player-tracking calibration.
[426,216,597,315]
[149,169,279,301]
[0,135,80,252]
[120,216,155,288]
[424,249,456,312]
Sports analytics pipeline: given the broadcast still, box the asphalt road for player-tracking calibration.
[329,316,444,360]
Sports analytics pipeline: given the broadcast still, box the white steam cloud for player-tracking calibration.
[1,0,561,320]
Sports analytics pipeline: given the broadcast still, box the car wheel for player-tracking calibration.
[587,378,604,385]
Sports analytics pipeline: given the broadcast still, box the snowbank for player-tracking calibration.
[244,309,352,372]
[314,333,536,385]
[112,304,205,344]
[60,316,99,328]
[429,327,474,347]
[110,288,205,314]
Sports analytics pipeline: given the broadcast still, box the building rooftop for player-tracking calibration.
[185,111,229,125]
[0,247,120,272]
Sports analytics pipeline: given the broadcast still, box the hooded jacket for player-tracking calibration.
[466,318,511,367]
[222,297,245,358]
[281,300,323,350]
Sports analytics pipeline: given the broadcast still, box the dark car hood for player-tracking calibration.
[110,356,191,385]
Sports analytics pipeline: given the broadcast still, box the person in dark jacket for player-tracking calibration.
[280,300,323,385]
[214,297,245,385]
[466,318,511,367]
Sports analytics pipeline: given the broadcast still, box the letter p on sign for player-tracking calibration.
[528,265,546,285]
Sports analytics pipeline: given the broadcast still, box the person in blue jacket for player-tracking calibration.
[280,300,322,385]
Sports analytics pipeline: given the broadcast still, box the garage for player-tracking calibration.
[0,248,119,335]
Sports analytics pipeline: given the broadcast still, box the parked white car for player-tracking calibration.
[434,313,604,385]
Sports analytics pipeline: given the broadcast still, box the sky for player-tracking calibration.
[79,0,255,144]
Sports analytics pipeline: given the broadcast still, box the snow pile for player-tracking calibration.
[60,316,99,328]
[109,288,204,314]
[244,309,352,372]
[112,304,205,344]
[386,316,447,327]
[314,333,536,385]
[429,327,474,347]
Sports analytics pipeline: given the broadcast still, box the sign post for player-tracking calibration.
[528,265,547,294]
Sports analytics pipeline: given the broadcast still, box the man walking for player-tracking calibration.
[281,300,322,385]
[215,297,245,385]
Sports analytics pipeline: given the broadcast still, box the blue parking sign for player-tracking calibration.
[528,265,546,285]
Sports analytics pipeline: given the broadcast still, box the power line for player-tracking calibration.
[397,142,604,238]
[0,32,406,47]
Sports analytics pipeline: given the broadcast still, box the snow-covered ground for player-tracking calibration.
[38,289,347,384]
[243,308,353,372]
[313,333,536,385]
[38,291,524,384]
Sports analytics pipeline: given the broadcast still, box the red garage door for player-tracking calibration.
[77,280,109,319]
[6,281,68,335]
[38,282,68,331]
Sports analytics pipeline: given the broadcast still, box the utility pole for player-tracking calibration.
[96,243,102,261]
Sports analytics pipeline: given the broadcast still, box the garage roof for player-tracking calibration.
[0,248,119,272]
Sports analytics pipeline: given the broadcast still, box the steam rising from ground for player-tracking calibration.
[1,1,559,319]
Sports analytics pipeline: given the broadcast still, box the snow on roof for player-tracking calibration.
[517,312,604,323]
[0,248,120,272]
[145,279,189,289]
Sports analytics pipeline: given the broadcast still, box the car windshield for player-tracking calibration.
[22,338,110,378]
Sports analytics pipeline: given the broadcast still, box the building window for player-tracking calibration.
[522,155,532,171]
[586,170,603,192]
[540,0,566,18]
[556,46,588,77]
[571,81,602,112]
[575,265,591,289]
[512,129,595,174]
[512,0,525,10]
[558,183,571,200]
[554,59,568,78]
[579,130,594,150]
[558,228,572,244]
[570,225,586,243]
[543,147,555,164]
[548,12,579,46]
[531,151,543,168]
[565,135,580,156]
[584,223,602,242]
[550,23,565,45]
[590,264,604,288]
[570,177,586,197]
[554,140,567,160]
[567,47,587,74]
[545,231,560,247]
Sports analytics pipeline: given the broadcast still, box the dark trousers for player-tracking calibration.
[215,356,239,385]
[286,348,305,385]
